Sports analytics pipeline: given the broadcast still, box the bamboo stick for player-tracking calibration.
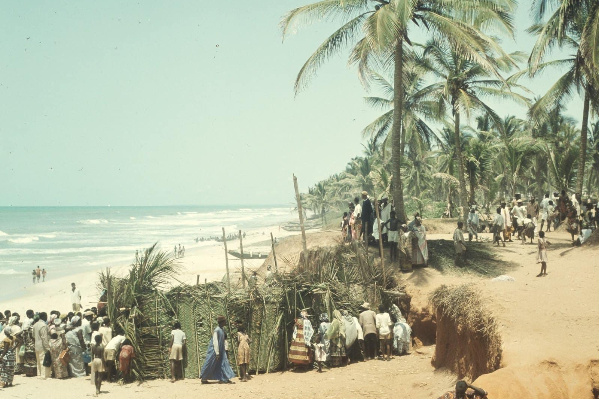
[293,174,308,253]
[222,227,231,293]
[193,298,201,378]
[239,229,246,289]
[270,232,278,272]
[374,198,386,289]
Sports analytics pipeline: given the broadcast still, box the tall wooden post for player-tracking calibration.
[270,232,278,272]
[239,229,246,288]
[375,198,386,289]
[222,227,231,293]
[293,174,308,253]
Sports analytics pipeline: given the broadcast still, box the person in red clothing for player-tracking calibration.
[118,338,135,382]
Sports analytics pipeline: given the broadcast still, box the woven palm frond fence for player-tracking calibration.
[98,241,409,381]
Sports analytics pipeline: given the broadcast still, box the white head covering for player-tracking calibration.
[3,326,12,336]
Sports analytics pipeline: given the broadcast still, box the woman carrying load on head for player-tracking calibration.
[288,309,313,370]
[325,310,346,367]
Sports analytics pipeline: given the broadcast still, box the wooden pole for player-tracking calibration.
[375,198,386,289]
[222,227,231,293]
[270,232,278,273]
[196,275,199,285]
[293,174,308,253]
[239,229,246,288]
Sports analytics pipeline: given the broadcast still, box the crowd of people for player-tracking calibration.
[341,191,429,271]
[0,302,134,396]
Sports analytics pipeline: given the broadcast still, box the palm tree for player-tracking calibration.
[281,0,519,223]
[527,0,599,196]
[414,39,530,224]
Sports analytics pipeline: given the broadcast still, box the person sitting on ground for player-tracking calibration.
[169,322,186,383]
[375,305,392,361]
[90,334,105,396]
[439,380,488,399]
[453,221,467,265]
[118,338,135,382]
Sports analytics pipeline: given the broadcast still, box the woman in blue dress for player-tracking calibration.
[200,316,235,384]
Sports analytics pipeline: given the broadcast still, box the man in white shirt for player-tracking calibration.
[169,322,186,382]
[380,198,391,241]
[500,201,512,242]
[105,334,125,382]
[539,193,551,232]
[511,201,526,239]
[492,207,505,247]
[376,305,392,361]
[71,283,82,312]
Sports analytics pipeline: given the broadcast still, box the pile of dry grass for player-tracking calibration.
[428,239,515,277]
[430,284,502,380]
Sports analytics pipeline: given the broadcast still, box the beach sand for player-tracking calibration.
[1,224,598,398]
[2,225,307,314]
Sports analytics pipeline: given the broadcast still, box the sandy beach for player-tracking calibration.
[2,225,310,315]
[1,224,597,399]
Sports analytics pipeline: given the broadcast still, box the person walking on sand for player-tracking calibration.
[236,326,251,382]
[71,283,82,312]
[42,269,46,282]
[492,207,505,247]
[536,231,550,277]
[32,269,36,284]
[169,322,186,382]
[453,222,467,265]
[467,207,479,242]
[174,245,178,259]
[539,193,551,232]
[200,316,235,384]
[501,201,513,242]
[35,267,41,283]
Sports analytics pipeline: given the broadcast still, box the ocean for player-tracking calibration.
[0,205,293,301]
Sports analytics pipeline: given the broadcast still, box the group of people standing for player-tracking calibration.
[341,192,429,271]
[288,302,412,372]
[0,305,135,395]
[31,266,47,284]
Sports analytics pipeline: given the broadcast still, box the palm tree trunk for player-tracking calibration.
[453,111,469,226]
[391,37,407,223]
[576,90,590,196]
[535,154,544,200]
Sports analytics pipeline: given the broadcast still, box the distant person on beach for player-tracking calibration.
[71,283,82,312]
[174,246,178,259]
[453,222,467,265]
[169,322,186,383]
[42,269,46,282]
[236,326,251,382]
[35,267,41,283]
[201,316,235,384]
[439,380,488,399]
[536,231,550,277]
[32,269,36,284]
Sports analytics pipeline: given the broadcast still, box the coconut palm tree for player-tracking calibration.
[414,39,530,224]
[527,0,599,196]
[281,0,519,223]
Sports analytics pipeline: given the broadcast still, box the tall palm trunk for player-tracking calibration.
[391,38,407,223]
[453,110,469,226]
[576,90,590,196]
[535,154,544,200]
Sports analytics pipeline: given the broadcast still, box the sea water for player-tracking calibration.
[0,205,293,301]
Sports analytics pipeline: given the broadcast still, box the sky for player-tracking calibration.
[0,1,584,206]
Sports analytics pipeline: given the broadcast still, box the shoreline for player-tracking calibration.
[3,224,304,314]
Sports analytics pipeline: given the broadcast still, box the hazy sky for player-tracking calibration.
[0,1,583,206]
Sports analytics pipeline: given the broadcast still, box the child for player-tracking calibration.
[91,334,105,396]
[341,212,349,241]
[237,327,251,382]
[536,231,550,277]
[119,338,135,382]
[313,335,326,372]
[453,221,467,265]
[383,211,400,261]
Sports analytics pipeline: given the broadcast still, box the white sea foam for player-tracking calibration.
[130,217,136,220]
[0,268,25,275]
[0,230,9,236]
[77,219,109,225]
[39,233,57,239]
[8,236,39,244]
